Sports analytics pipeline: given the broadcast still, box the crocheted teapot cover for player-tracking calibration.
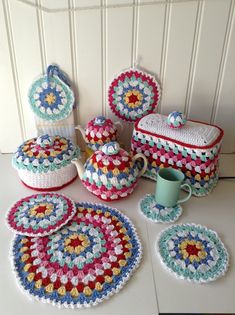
[6,193,76,237]
[157,223,229,283]
[12,134,80,173]
[108,69,161,122]
[85,116,118,151]
[139,194,182,223]
[11,202,142,308]
[28,65,74,121]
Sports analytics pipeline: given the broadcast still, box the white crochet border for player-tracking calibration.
[138,194,183,224]
[9,201,143,308]
[156,223,229,284]
[5,193,77,237]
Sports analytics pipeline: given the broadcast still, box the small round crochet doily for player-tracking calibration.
[6,193,76,237]
[157,223,229,283]
[139,194,182,223]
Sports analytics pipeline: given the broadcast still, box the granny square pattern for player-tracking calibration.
[28,65,74,121]
[108,69,161,122]
[157,223,229,283]
[139,194,182,223]
[6,193,76,237]
[11,202,142,308]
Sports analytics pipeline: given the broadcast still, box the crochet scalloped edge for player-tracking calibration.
[107,67,162,122]
[28,74,75,122]
[138,194,183,224]
[9,201,143,309]
[156,223,229,284]
[5,193,77,237]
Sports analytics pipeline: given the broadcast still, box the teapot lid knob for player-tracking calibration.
[36,134,54,147]
[102,141,120,155]
[167,111,187,129]
[94,115,106,126]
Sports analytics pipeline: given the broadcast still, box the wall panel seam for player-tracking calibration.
[36,0,47,72]
[101,0,107,117]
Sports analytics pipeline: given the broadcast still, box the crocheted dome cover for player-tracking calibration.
[28,67,74,121]
[81,142,140,201]
[139,194,182,223]
[108,69,161,122]
[84,116,118,151]
[157,223,229,283]
[11,202,142,308]
[6,193,76,237]
[12,134,80,174]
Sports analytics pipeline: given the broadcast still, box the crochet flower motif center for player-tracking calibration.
[44,92,57,105]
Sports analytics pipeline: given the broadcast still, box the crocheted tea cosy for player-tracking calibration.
[12,134,80,174]
[11,202,142,308]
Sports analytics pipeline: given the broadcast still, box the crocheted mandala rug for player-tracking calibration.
[11,202,142,308]
[139,194,182,223]
[157,223,229,283]
[6,193,76,237]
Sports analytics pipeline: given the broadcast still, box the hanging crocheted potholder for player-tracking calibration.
[6,193,76,237]
[108,68,161,122]
[139,194,182,223]
[157,223,229,283]
[28,65,74,121]
[11,202,142,308]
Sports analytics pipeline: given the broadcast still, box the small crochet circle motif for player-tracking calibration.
[157,223,229,283]
[6,193,76,237]
[28,75,74,121]
[108,69,161,122]
[11,202,142,308]
[139,194,182,223]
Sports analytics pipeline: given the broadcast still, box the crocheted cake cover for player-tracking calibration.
[108,69,161,122]
[139,194,182,223]
[6,193,76,237]
[28,65,74,121]
[11,202,142,308]
[157,223,229,283]
[12,134,80,174]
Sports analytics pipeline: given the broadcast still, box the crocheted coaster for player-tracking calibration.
[11,202,142,308]
[108,69,161,122]
[6,193,76,237]
[139,194,182,223]
[157,223,229,283]
[28,65,74,121]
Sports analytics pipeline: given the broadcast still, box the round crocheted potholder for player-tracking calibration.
[108,68,161,122]
[28,65,74,121]
[11,202,142,308]
[139,194,182,223]
[157,223,229,283]
[6,193,76,237]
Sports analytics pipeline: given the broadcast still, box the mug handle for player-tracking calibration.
[177,183,192,204]
[132,153,148,177]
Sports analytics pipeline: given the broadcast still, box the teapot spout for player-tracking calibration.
[75,125,86,142]
[71,158,84,179]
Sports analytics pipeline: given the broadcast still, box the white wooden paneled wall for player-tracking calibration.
[0,0,235,153]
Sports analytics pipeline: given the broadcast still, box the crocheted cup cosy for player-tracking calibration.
[72,141,148,201]
[12,134,80,191]
[75,116,122,152]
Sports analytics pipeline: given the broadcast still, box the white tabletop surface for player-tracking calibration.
[0,154,235,315]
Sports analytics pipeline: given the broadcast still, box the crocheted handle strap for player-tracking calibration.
[178,184,192,204]
[133,153,148,177]
[47,64,70,86]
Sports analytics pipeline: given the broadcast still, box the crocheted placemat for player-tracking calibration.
[108,69,161,122]
[11,202,142,308]
[157,223,229,283]
[6,193,76,237]
[139,194,182,223]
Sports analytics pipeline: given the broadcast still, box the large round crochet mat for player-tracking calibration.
[157,223,229,283]
[11,202,142,308]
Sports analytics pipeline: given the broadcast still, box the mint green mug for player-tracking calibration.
[155,168,192,207]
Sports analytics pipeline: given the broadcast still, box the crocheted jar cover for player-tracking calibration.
[85,117,118,151]
[28,75,74,121]
[157,223,229,283]
[139,194,182,223]
[12,134,80,174]
[82,148,140,201]
[108,69,161,122]
[11,202,142,308]
[6,193,76,237]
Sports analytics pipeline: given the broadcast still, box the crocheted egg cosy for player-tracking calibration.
[167,111,187,129]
